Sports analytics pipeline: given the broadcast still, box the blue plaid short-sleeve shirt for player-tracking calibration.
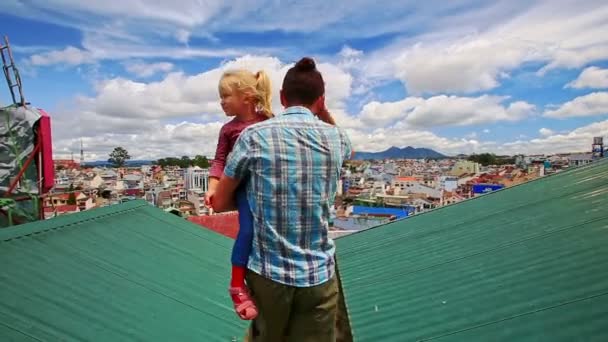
[224,106,352,287]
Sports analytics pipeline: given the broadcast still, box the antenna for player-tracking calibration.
[80,138,84,165]
[0,35,26,106]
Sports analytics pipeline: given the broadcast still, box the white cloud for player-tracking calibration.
[68,55,354,122]
[346,119,608,157]
[123,61,174,78]
[76,56,278,120]
[49,54,357,160]
[175,29,191,44]
[4,0,486,66]
[539,128,554,137]
[544,92,608,118]
[500,120,608,155]
[359,95,535,129]
[566,66,608,89]
[52,121,225,161]
[29,46,95,66]
[12,0,608,95]
[359,1,608,94]
[10,0,608,159]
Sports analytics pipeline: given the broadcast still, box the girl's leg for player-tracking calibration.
[231,184,254,281]
[229,184,257,320]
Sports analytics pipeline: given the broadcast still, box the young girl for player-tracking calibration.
[205,69,273,320]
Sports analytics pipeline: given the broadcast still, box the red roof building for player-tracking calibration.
[54,159,80,170]
[187,212,239,239]
[43,204,80,219]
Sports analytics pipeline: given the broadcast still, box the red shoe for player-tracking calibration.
[229,286,258,320]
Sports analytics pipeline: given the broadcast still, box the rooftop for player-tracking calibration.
[0,200,247,341]
[336,158,608,341]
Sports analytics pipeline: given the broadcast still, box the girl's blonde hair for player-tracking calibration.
[219,69,273,118]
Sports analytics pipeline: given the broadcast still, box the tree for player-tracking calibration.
[468,153,496,166]
[108,147,131,168]
[67,184,77,205]
[193,155,210,168]
[180,155,192,168]
[155,155,210,168]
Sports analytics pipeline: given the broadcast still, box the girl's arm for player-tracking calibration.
[206,126,229,205]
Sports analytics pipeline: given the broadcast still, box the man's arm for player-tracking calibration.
[316,102,355,159]
[211,174,240,212]
[317,108,336,125]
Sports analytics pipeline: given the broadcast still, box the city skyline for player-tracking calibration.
[1,0,608,160]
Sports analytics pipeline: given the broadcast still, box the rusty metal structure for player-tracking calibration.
[1,35,54,227]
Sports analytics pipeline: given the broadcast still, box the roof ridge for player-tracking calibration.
[0,200,150,242]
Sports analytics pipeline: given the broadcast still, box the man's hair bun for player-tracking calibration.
[294,57,316,71]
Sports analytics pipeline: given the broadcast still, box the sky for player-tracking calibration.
[1,0,608,161]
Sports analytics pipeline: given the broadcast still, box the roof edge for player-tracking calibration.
[0,200,150,241]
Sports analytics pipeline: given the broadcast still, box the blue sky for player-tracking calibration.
[1,0,607,160]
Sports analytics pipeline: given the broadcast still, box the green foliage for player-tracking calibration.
[108,147,131,168]
[156,155,210,168]
[467,153,515,166]
[67,184,77,205]
[193,155,210,168]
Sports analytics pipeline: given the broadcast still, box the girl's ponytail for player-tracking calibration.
[255,70,274,118]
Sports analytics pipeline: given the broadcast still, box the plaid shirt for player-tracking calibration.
[224,106,352,287]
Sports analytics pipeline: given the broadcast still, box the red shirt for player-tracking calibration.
[209,115,268,179]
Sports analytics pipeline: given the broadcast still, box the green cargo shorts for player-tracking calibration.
[244,270,339,342]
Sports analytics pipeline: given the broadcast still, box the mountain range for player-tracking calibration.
[81,146,446,166]
[353,146,446,160]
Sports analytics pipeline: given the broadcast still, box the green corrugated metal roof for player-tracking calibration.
[337,159,608,341]
[0,200,247,341]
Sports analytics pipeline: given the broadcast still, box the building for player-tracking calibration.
[123,174,143,189]
[439,175,459,192]
[394,182,442,199]
[54,159,80,170]
[43,204,80,219]
[43,191,87,208]
[592,136,604,159]
[187,189,209,215]
[450,160,481,176]
[472,183,505,196]
[188,212,240,239]
[392,176,421,191]
[184,166,209,192]
[568,153,594,167]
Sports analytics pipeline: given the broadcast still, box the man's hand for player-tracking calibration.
[212,174,241,212]
[315,98,336,125]
[317,107,336,125]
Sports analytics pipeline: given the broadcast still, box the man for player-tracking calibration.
[212,57,352,342]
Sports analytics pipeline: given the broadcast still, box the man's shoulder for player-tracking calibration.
[238,117,279,139]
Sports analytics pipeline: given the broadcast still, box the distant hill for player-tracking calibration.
[353,146,446,160]
[81,160,155,167]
